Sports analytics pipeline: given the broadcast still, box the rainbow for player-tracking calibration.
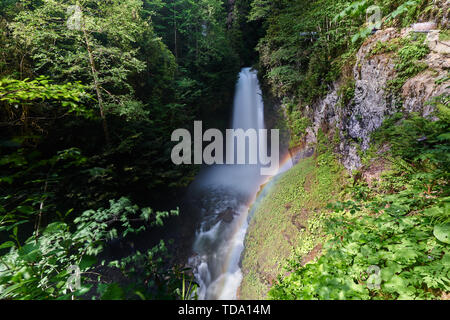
[216,151,297,295]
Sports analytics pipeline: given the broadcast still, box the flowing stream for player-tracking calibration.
[187,68,295,300]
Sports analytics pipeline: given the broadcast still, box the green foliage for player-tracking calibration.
[146,0,240,119]
[0,0,239,301]
[108,240,197,300]
[384,0,421,25]
[270,204,450,300]
[269,103,450,300]
[369,37,402,56]
[240,147,344,299]
[248,0,274,21]
[287,108,311,147]
[440,30,450,42]
[0,146,88,234]
[368,33,430,96]
[333,0,378,44]
[0,197,181,300]
[434,223,450,244]
[254,0,359,103]
[253,0,432,107]
[228,0,263,66]
[337,78,356,107]
[12,0,150,121]
[0,77,85,104]
[372,98,449,188]
[333,0,424,43]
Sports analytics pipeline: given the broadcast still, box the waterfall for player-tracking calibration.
[187,68,271,300]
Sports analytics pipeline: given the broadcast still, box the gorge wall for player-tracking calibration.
[302,27,449,171]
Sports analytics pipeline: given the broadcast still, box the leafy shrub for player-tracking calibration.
[338,78,356,107]
[387,34,430,94]
[0,198,188,300]
[270,202,450,300]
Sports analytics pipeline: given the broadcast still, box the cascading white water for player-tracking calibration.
[188,68,269,300]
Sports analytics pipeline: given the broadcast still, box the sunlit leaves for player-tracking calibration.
[0,76,89,114]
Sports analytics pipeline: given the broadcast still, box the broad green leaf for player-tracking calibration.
[0,241,15,250]
[79,255,97,270]
[434,224,450,244]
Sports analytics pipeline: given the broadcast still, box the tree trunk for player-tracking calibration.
[81,22,111,145]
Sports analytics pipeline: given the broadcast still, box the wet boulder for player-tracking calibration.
[217,207,237,223]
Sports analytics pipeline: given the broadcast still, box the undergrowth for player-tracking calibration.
[269,100,450,300]
[370,33,430,98]
[240,130,345,299]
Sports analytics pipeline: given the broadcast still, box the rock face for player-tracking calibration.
[300,28,449,171]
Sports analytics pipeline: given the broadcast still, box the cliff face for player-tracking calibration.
[301,28,449,171]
